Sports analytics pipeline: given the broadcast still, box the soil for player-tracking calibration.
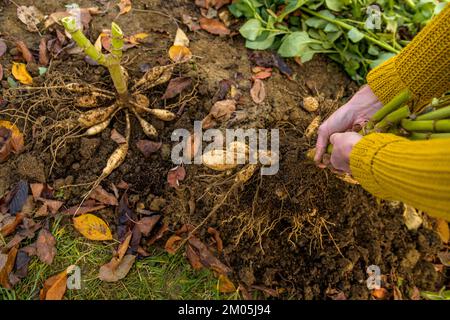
[0,0,448,300]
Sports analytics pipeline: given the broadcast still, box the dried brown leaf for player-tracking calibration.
[136,215,161,236]
[250,79,265,104]
[188,236,231,274]
[89,185,118,206]
[167,166,186,188]
[36,229,56,265]
[165,235,183,254]
[186,244,204,270]
[162,77,192,99]
[39,38,49,66]
[136,140,162,158]
[0,246,18,289]
[17,5,44,33]
[0,40,7,57]
[117,0,132,16]
[207,227,223,254]
[218,274,236,293]
[110,128,126,144]
[199,17,230,35]
[40,270,67,300]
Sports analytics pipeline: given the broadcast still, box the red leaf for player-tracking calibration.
[110,128,126,144]
[0,40,7,57]
[89,185,118,206]
[16,41,35,63]
[39,38,49,66]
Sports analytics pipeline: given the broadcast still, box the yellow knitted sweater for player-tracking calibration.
[350,4,450,221]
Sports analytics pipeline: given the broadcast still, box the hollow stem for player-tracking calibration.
[62,17,128,96]
[374,105,411,132]
[409,132,450,140]
[368,89,412,126]
[401,119,450,132]
[416,105,450,121]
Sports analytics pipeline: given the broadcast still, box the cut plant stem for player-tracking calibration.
[416,105,450,121]
[401,119,450,132]
[409,132,450,140]
[374,105,411,132]
[62,17,128,97]
[365,89,412,131]
[301,7,400,54]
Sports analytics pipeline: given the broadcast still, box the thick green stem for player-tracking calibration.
[416,105,450,121]
[409,132,450,140]
[301,8,400,54]
[374,105,411,132]
[371,89,412,123]
[62,17,108,66]
[111,22,124,60]
[401,119,450,132]
[62,17,128,96]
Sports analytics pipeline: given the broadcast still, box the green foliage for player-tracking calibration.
[230,0,449,82]
[421,287,450,300]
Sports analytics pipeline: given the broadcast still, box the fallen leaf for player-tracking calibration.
[17,5,44,33]
[16,41,35,63]
[116,180,129,189]
[437,251,450,267]
[73,214,113,241]
[250,79,265,104]
[0,246,18,289]
[7,180,29,216]
[207,227,223,254]
[12,62,33,85]
[39,198,63,215]
[182,14,201,31]
[38,38,49,66]
[252,71,272,80]
[186,244,204,270]
[109,128,126,145]
[403,204,423,231]
[136,215,161,236]
[44,11,70,29]
[393,286,403,300]
[127,32,149,45]
[169,45,192,63]
[14,249,31,279]
[410,286,421,300]
[64,204,106,216]
[251,284,279,298]
[0,121,24,162]
[213,0,232,10]
[165,235,183,254]
[30,183,44,200]
[173,28,190,47]
[167,166,186,188]
[371,288,388,300]
[209,99,236,122]
[117,0,132,16]
[201,114,217,130]
[199,17,230,35]
[162,77,192,99]
[218,274,236,293]
[36,229,56,265]
[188,236,231,274]
[305,116,321,138]
[147,222,169,245]
[436,218,449,243]
[136,140,162,158]
[89,186,118,206]
[40,269,67,300]
[0,213,25,237]
[0,40,6,57]
[99,254,135,282]
[0,64,3,80]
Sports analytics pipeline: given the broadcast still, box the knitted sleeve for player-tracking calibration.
[350,133,450,221]
[367,4,450,109]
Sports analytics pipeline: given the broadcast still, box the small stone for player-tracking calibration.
[80,138,100,159]
[401,249,421,269]
[71,162,80,170]
[302,96,319,112]
[64,175,74,185]
[53,178,65,190]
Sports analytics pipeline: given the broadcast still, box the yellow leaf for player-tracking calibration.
[218,274,236,293]
[73,214,113,241]
[168,45,192,63]
[436,218,449,243]
[0,120,24,161]
[12,62,32,85]
[128,32,149,45]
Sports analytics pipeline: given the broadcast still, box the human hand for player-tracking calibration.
[325,132,362,173]
[314,85,382,166]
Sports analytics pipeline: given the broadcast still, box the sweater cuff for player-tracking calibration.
[350,133,405,199]
[366,56,407,106]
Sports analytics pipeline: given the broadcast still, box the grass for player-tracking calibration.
[0,218,240,300]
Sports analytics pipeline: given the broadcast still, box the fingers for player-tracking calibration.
[314,124,330,164]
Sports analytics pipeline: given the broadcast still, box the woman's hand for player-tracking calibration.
[328,132,363,173]
[314,85,383,166]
